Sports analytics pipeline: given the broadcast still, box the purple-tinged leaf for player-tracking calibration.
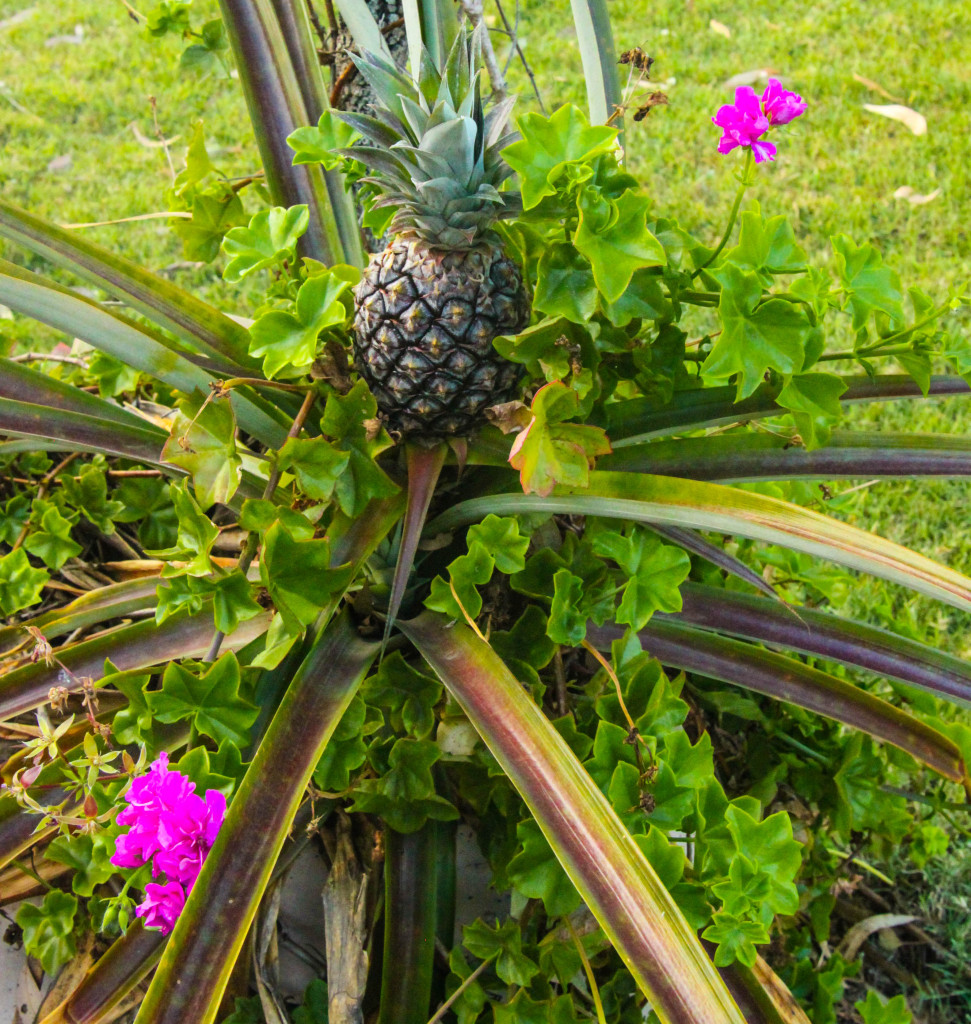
[603,375,970,444]
[0,610,271,721]
[602,430,971,480]
[401,611,746,1023]
[588,619,967,783]
[664,583,971,706]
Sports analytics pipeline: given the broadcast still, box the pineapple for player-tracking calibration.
[339,27,529,439]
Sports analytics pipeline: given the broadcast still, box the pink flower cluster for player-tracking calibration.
[111,753,226,933]
[712,79,807,163]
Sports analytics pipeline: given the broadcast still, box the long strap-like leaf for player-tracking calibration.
[589,619,966,781]
[428,471,971,614]
[569,0,623,126]
[602,430,971,480]
[402,611,746,1024]
[603,375,971,445]
[0,198,258,375]
[134,612,378,1024]
[0,610,272,722]
[664,583,971,706]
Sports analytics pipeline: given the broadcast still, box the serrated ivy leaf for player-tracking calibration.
[88,351,142,399]
[145,0,191,36]
[494,317,593,382]
[313,694,372,790]
[776,372,848,449]
[148,481,219,577]
[0,548,48,615]
[446,947,489,1024]
[467,515,529,574]
[249,271,351,378]
[148,652,259,747]
[573,189,665,303]
[174,120,215,196]
[723,203,807,286]
[547,569,586,645]
[277,437,350,501]
[702,264,813,399]
[603,268,669,328]
[212,571,263,635]
[361,652,442,738]
[426,541,495,622]
[506,818,581,917]
[855,991,912,1024]
[702,909,770,967]
[288,110,360,168]
[724,804,802,915]
[23,505,81,569]
[533,243,599,323]
[112,476,178,550]
[47,832,116,897]
[16,890,78,975]
[293,978,330,1024]
[161,395,241,508]
[503,106,617,209]
[462,918,539,986]
[321,381,399,517]
[222,205,309,283]
[106,665,155,746]
[509,382,611,496]
[349,737,458,833]
[155,573,214,625]
[175,742,240,797]
[634,827,688,889]
[261,521,353,631]
[0,493,31,545]
[239,498,316,542]
[832,234,904,330]
[61,462,124,534]
[491,606,556,671]
[173,187,246,262]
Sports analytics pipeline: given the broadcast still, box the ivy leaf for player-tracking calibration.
[175,742,242,797]
[0,493,31,545]
[702,909,770,967]
[23,505,81,569]
[723,203,807,286]
[47,832,116,897]
[277,437,350,501]
[173,120,215,196]
[462,918,539,986]
[173,187,247,262]
[293,979,330,1024]
[106,665,155,746]
[361,652,442,738]
[547,569,586,645]
[509,382,611,496]
[446,947,489,1024]
[573,189,665,303]
[61,462,125,534]
[702,264,813,399]
[249,271,352,378]
[0,548,48,615]
[112,476,178,550]
[16,890,78,975]
[724,805,802,915]
[533,243,599,323]
[467,515,529,574]
[503,105,617,209]
[776,372,848,449]
[322,382,399,517]
[239,498,317,542]
[148,652,259,747]
[155,573,214,625]
[260,521,353,631]
[288,110,360,168]
[349,737,459,833]
[602,268,669,328]
[506,818,581,917]
[494,317,596,383]
[854,991,912,1024]
[832,235,904,330]
[88,351,142,398]
[211,571,263,635]
[313,694,373,790]
[161,395,241,508]
[221,205,309,283]
[145,0,191,36]
[634,827,688,889]
[148,481,220,577]
[425,541,495,622]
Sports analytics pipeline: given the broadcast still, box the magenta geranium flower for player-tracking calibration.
[712,79,805,163]
[111,754,227,934]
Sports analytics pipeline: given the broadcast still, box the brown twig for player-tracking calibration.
[493,0,545,112]
[11,352,88,368]
[148,96,176,180]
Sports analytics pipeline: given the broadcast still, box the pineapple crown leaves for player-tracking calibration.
[335,25,521,249]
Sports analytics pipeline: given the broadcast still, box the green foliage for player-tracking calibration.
[16,890,78,975]
[0,548,48,615]
[161,394,241,508]
[221,205,309,282]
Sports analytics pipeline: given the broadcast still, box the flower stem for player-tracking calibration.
[692,148,754,280]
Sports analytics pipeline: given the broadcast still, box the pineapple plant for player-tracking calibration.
[339,28,530,439]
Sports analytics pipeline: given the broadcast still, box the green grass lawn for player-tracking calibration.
[1,0,969,645]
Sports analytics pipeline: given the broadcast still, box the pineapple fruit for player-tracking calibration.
[339,27,529,440]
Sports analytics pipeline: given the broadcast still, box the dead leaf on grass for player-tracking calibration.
[709,19,731,38]
[852,72,902,102]
[724,68,774,89]
[893,185,942,205]
[863,103,927,136]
